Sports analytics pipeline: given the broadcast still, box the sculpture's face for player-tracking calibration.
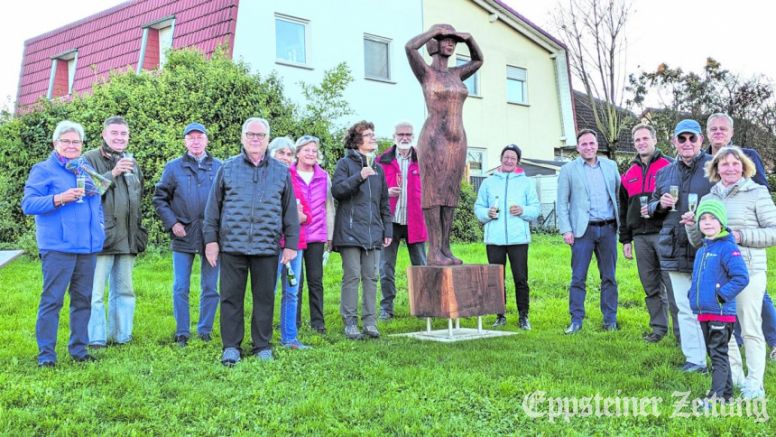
[438,37,456,56]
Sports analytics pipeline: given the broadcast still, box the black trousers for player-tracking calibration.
[700,320,734,400]
[219,252,277,353]
[297,242,326,330]
[486,244,529,317]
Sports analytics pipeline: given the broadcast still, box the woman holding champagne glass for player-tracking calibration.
[331,121,392,340]
[683,146,776,400]
[22,120,106,366]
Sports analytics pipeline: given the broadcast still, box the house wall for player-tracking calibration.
[423,0,566,169]
[232,0,425,139]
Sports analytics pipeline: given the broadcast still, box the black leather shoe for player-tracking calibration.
[73,354,96,363]
[602,322,620,331]
[174,334,189,347]
[564,322,582,335]
[198,333,212,342]
[643,332,664,343]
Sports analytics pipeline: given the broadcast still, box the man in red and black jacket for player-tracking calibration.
[619,124,675,343]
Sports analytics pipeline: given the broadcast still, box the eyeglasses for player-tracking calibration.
[245,132,268,139]
[395,133,413,137]
[677,134,697,144]
[57,139,83,146]
[361,132,376,138]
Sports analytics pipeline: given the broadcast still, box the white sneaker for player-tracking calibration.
[741,383,765,400]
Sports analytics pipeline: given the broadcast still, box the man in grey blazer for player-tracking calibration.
[557,129,621,334]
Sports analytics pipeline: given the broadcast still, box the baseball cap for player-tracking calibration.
[183,122,207,137]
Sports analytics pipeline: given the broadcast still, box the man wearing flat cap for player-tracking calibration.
[649,119,713,373]
[153,122,222,346]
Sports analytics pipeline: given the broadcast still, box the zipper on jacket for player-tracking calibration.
[503,174,510,245]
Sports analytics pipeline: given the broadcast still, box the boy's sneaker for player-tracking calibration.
[492,315,507,328]
[255,349,274,361]
[770,346,776,361]
[221,347,241,367]
[174,334,189,347]
[518,315,531,330]
[363,325,380,338]
[282,340,311,350]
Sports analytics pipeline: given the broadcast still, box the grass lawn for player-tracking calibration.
[1,234,774,434]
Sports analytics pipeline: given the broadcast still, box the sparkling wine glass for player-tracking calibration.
[76,175,86,203]
[669,185,679,212]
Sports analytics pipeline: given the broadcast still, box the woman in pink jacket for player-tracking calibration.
[291,135,335,334]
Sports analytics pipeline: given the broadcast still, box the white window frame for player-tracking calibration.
[363,33,391,82]
[457,55,479,97]
[137,17,176,73]
[47,50,77,99]
[506,65,528,105]
[275,14,310,67]
[467,147,488,176]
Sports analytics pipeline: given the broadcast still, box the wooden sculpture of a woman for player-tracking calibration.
[405,24,483,266]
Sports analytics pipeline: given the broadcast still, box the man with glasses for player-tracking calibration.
[649,119,713,373]
[153,123,222,347]
[557,129,621,335]
[619,124,675,343]
[377,122,427,320]
[204,117,299,365]
[84,116,147,348]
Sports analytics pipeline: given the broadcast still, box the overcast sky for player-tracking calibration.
[3,0,774,112]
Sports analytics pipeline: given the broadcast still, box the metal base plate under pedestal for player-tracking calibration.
[392,328,517,343]
[391,317,517,343]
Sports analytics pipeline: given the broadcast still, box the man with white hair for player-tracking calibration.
[203,117,299,365]
[377,122,427,320]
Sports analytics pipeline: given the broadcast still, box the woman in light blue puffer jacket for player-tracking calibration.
[474,145,540,329]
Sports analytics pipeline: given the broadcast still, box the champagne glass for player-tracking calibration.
[76,175,86,203]
[688,193,698,213]
[669,185,679,212]
[639,195,649,218]
[123,152,134,177]
[492,194,500,218]
[395,173,403,189]
[365,153,375,168]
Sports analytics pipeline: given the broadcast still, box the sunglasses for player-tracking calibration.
[677,134,697,144]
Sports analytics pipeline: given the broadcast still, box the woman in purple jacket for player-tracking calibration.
[291,135,335,334]
[22,120,105,367]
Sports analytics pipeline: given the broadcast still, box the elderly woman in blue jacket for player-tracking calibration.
[22,120,106,367]
[475,144,540,330]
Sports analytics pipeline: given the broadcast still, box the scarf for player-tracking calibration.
[55,153,111,196]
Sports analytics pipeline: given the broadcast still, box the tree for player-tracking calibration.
[553,0,633,157]
[628,58,776,165]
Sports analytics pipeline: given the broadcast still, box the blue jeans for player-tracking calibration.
[37,251,96,364]
[172,251,220,337]
[89,254,135,345]
[569,222,619,325]
[276,250,303,344]
[735,291,776,347]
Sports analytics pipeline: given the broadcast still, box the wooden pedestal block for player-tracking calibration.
[407,264,504,318]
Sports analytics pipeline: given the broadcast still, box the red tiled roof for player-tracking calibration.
[17,0,239,109]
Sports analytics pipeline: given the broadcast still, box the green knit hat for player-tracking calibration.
[695,199,727,229]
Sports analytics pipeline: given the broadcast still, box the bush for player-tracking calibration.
[0,48,353,248]
[451,181,482,243]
